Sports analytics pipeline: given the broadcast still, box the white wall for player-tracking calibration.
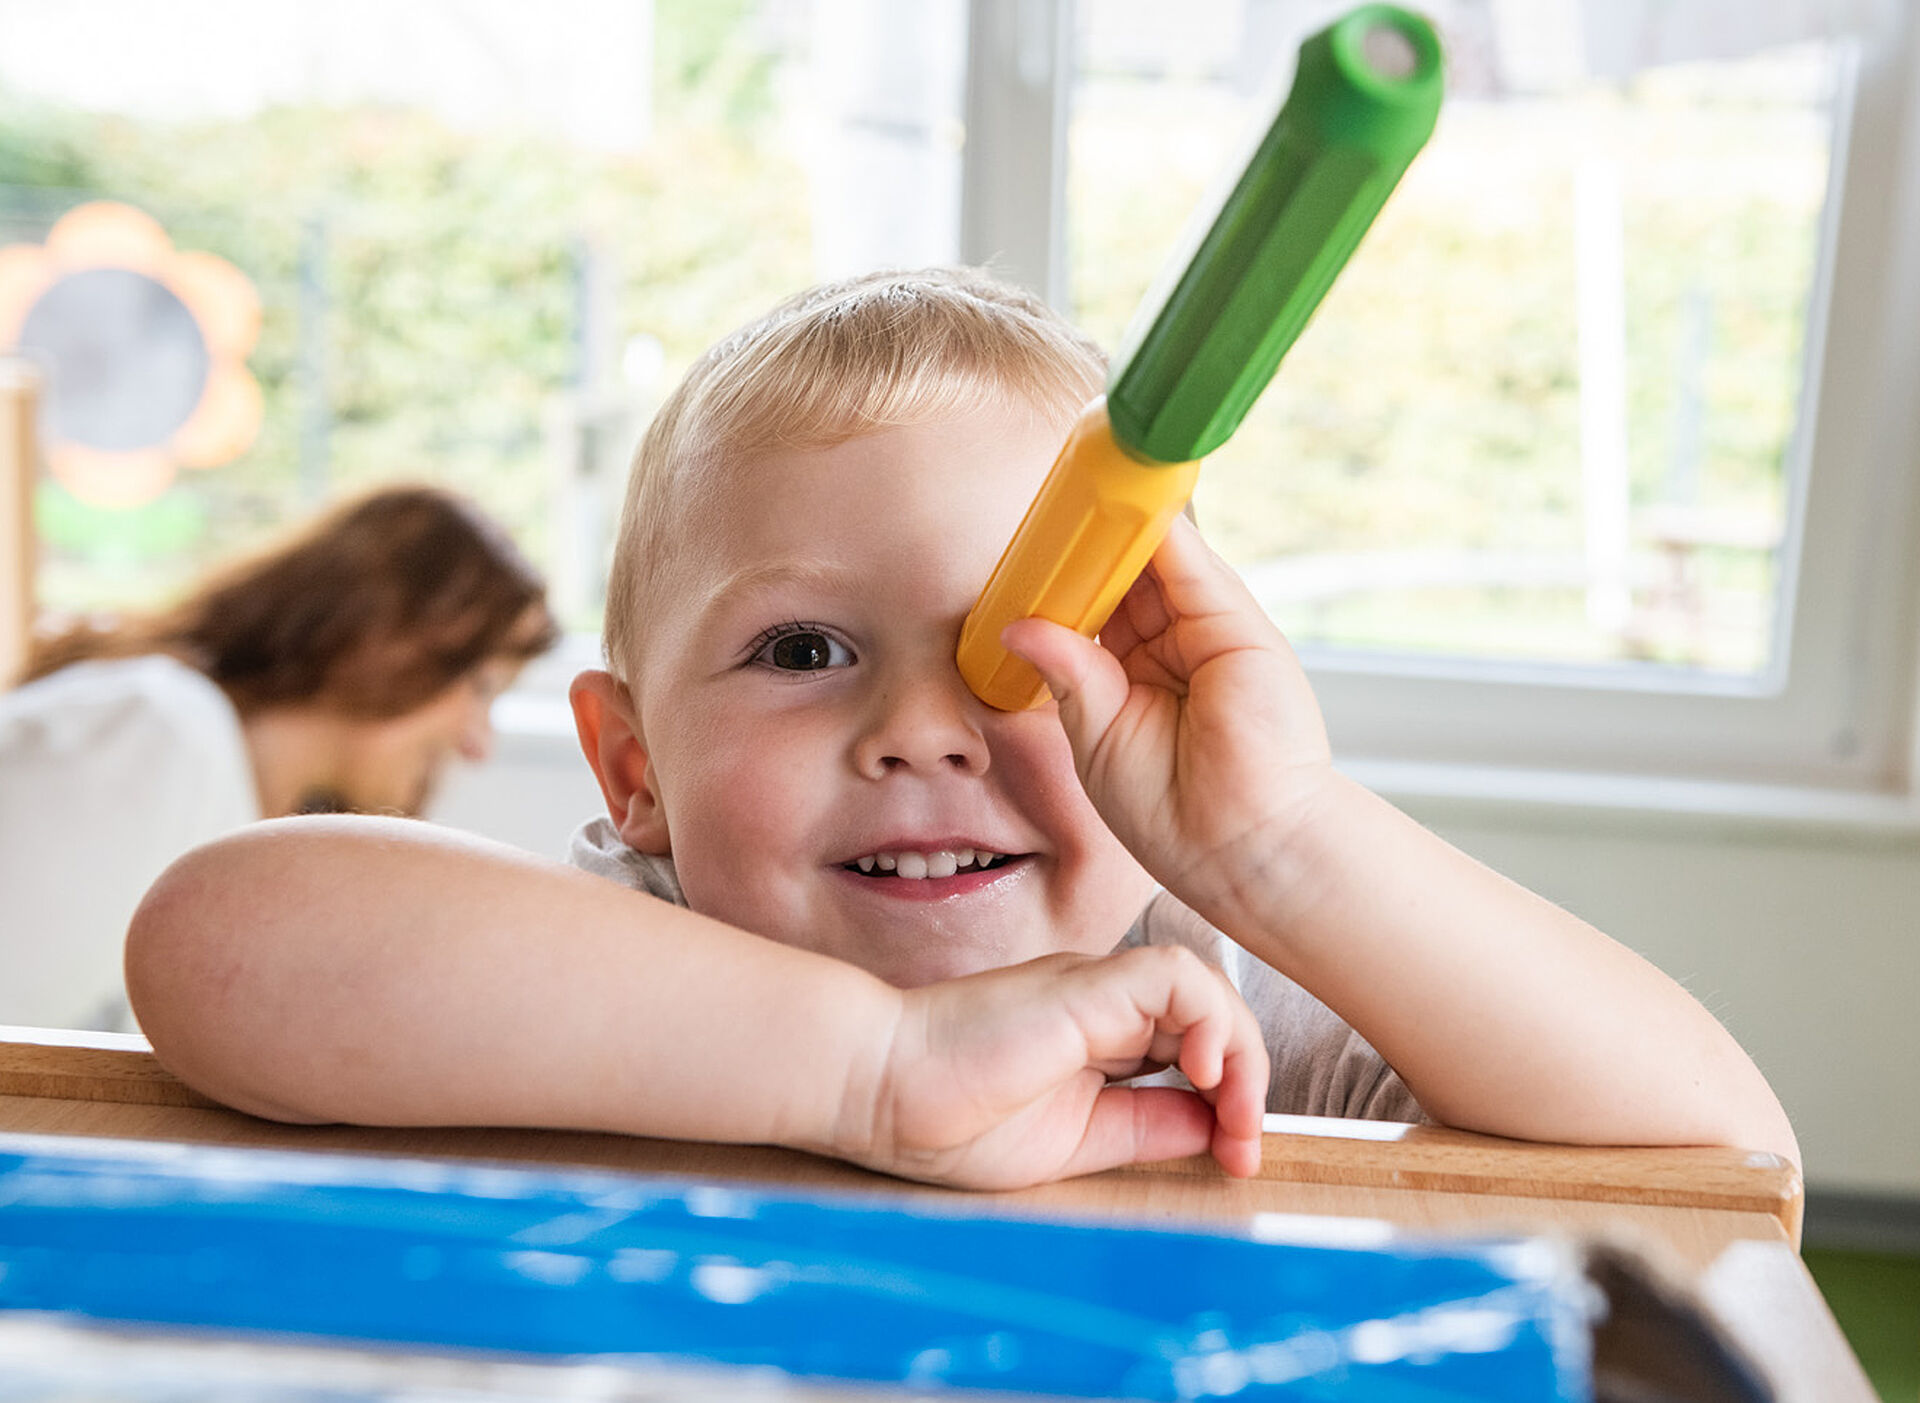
[1404,795,1920,1198]
[430,721,1920,1198]
[430,726,602,865]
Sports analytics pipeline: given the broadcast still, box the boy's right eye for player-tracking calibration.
[749,624,855,672]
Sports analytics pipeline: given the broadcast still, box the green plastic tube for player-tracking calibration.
[958,4,1443,710]
[1107,3,1443,465]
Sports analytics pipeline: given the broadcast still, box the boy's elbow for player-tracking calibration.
[1691,1049,1802,1173]
[1727,1103,1802,1175]
[126,837,229,1049]
[1653,1078,1802,1174]
[126,829,329,1125]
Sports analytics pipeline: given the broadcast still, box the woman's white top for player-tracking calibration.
[0,655,261,1031]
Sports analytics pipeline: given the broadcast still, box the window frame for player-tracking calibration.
[960,0,1920,794]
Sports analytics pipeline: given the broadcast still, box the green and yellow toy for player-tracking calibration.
[957,4,1444,710]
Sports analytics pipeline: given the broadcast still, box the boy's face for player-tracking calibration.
[612,398,1155,987]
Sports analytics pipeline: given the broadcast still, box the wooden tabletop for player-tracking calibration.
[0,1026,1873,1403]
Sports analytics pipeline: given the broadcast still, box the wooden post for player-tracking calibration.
[0,356,39,686]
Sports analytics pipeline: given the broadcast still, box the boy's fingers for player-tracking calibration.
[1211,1118,1264,1178]
[1083,951,1269,1180]
[1150,515,1251,613]
[1053,1085,1218,1178]
[1220,968,1272,1130]
[1105,517,1264,663]
[1059,1086,1262,1180]
[1172,999,1227,1091]
[1216,1038,1269,1143]
[1101,557,1170,658]
[1180,1015,1265,1178]
[1161,951,1266,1085]
[1000,617,1128,743]
[1156,954,1269,1158]
[1144,519,1298,661]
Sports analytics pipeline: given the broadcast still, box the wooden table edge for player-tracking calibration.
[0,1026,1804,1245]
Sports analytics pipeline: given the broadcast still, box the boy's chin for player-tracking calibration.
[861,935,1120,990]
[877,958,993,990]
[840,936,1000,990]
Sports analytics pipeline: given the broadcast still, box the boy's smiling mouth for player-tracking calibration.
[840,847,1020,880]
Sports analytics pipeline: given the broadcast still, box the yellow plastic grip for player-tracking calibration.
[957,397,1200,711]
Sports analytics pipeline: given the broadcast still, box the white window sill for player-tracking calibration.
[1348,755,1920,845]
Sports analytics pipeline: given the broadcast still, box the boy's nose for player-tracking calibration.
[853,667,990,779]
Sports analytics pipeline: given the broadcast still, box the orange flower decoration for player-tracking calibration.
[0,202,262,508]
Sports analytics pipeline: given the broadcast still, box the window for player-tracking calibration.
[966,0,1920,791]
[10,0,1918,797]
[0,0,967,639]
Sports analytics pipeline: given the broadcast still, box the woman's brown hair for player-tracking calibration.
[19,485,557,717]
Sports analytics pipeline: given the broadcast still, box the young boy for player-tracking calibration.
[128,268,1798,1192]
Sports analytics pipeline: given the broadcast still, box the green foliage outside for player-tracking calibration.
[2,15,1828,673]
[1071,71,1826,671]
[2,0,809,631]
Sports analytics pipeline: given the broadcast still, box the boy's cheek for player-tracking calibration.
[665,748,811,886]
[1001,722,1158,944]
[1071,856,1158,955]
[995,714,1108,834]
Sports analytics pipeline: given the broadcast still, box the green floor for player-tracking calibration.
[1803,1246,1920,1402]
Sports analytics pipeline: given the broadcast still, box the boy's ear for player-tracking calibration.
[569,669,671,854]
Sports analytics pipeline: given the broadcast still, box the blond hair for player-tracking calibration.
[603,267,1106,680]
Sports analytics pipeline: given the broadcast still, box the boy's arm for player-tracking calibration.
[1224,774,1801,1165]
[126,815,1266,1187]
[1004,517,1800,1167]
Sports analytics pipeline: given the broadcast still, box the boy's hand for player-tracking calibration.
[832,945,1268,1190]
[1001,515,1333,927]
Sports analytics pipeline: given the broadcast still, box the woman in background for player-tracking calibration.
[0,484,557,1030]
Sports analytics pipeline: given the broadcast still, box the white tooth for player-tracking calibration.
[895,851,929,879]
[978,851,1000,867]
[877,853,897,872]
[857,856,875,873]
[954,847,975,870]
[926,851,958,879]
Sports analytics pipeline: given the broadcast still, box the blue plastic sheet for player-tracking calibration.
[0,1132,1595,1400]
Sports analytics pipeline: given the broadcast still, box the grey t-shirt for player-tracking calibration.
[568,817,1424,1123]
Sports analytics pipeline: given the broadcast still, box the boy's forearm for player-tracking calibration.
[126,816,896,1157]
[1197,775,1800,1164]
